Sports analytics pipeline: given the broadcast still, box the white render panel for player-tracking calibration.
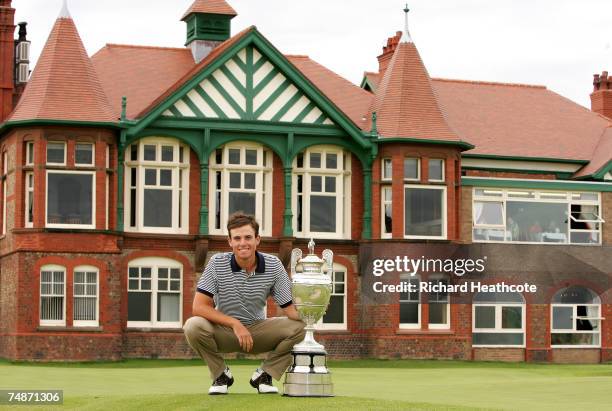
[253,48,262,65]
[253,72,286,111]
[258,84,299,121]
[186,89,216,118]
[323,118,334,125]
[212,69,246,111]
[200,79,240,119]
[225,58,246,86]
[174,99,196,117]
[253,61,274,87]
[302,106,323,123]
[162,109,174,117]
[237,48,247,64]
[280,95,310,122]
[461,158,581,173]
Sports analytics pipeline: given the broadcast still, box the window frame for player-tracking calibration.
[293,146,351,240]
[45,170,96,229]
[381,158,392,181]
[2,151,7,235]
[381,185,393,239]
[127,257,183,329]
[315,263,348,331]
[404,184,447,240]
[25,171,34,228]
[74,142,95,167]
[428,158,445,182]
[72,265,99,327]
[399,274,421,329]
[427,275,450,330]
[208,142,273,236]
[46,141,66,166]
[472,302,525,348]
[25,141,34,166]
[39,264,66,327]
[550,287,602,348]
[403,157,420,182]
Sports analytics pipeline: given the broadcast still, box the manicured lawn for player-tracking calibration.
[1,359,611,410]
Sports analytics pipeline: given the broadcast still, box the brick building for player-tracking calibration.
[0,0,610,363]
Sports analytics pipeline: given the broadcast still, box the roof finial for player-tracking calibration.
[401,3,413,43]
[58,0,71,19]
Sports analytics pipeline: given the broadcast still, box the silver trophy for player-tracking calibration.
[283,239,334,397]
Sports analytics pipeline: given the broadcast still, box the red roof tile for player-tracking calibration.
[372,41,461,142]
[363,71,381,92]
[92,44,196,119]
[9,15,115,123]
[181,0,237,21]
[573,126,612,177]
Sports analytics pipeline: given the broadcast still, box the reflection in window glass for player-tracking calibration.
[404,158,419,180]
[428,159,444,181]
[405,187,444,237]
[47,173,93,225]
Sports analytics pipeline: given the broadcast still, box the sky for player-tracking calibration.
[11,0,612,108]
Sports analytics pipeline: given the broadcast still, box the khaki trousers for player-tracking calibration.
[183,316,306,381]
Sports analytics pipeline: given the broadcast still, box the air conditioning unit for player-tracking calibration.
[16,63,29,84]
[15,41,30,62]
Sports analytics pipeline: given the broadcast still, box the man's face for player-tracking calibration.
[228,224,260,261]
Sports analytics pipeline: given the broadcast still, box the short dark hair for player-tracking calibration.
[227,212,260,237]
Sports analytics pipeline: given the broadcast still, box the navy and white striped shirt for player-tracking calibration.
[197,251,293,325]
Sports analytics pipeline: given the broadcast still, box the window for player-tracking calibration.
[40,265,66,326]
[127,257,182,328]
[125,138,190,234]
[472,292,525,347]
[316,264,347,330]
[428,276,450,329]
[46,171,94,228]
[73,266,99,327]
[404,185,446,239]
[294,146,350,239]
[46,141,66,165]
[25,141,34,166]
[428,159,444,182]
[25,172,33,227]
[473,189,604,245]
[551,286,601,347]
[1,152,6,235]
[404,158,419,181]
[75,143,94,166]
[381,186,392,238]
[381,158,392,181]
[209,143,272,236]
[399,275,420,329]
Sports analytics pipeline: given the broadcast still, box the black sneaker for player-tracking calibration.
[208,367,234,395]
[250,368,279,394]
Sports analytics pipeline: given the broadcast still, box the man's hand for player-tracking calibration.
[282,303,303,322]
[232,321,253,352]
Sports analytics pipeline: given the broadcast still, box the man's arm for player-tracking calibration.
[281,303,302,321]
[192,292,254,352]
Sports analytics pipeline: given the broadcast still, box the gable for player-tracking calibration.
[161,46,334,125]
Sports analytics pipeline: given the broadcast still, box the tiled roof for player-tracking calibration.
[573,126,612,177]
[92,45,196,119]
[286,55,373,129]
[181,0,237,20]
[8,15,115,123]
[431,78,611,161]
[363,71,381,92]
[372,41,461,142]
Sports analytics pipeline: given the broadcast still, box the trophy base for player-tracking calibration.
[283,351,334,397]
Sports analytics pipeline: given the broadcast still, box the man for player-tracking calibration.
[183,213,305,395]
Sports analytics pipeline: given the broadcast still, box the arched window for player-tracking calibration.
[209,143,273,236]
[316,263,347,330]
[73,265,99,327]
[473,291,525,346]
[40,264,66,326]
[293,146,351,239]
[551,286,601,347]
[127,257,183,328]
[124,138,190,234]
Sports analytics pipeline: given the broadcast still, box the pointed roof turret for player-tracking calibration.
[372,6,462,143]
[8,2,115,123]
[181,0,237,20]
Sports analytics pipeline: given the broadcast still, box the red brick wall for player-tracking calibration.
[552,349,600,364]
[473,348,525,362]
[351,154,364,240]
[526,304,551,362]
[188,148,201,235]
[464,170,557,180]
[603,192,612,245]
[272,153,284,238]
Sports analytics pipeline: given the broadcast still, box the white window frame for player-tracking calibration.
[381,185,392,239]
[316,263,347,330]
[2,151,7,235]
[46,141,66,166]
[428,275,450,330]
[208,142,272,236]
[399,274,421,329]
[40,264,66,327]
[551,288,602,349]
[472,302,525,348]
[428,158,445,182]
[381,158,392,181]
[404,184,447,240]
[124,138,190,234]
[25,141,34,166]
[75,142,95,167]
[25,171,33,228]
[73,265,99,327]
[45,170,96,229]
[293,145,351,240]
[403,157,420,181]
[127,257,183,329]
[472,188,603,245]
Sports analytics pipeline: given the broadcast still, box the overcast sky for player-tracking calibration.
[12,0,612,108]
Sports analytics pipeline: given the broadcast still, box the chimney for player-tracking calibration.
[0,0,15,123]
[591,71,612,119]
[13,21,30,106]
[377,31,402,76]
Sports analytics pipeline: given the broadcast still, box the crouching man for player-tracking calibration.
[183,213,305,395]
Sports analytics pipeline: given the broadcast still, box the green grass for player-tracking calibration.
[1,359,611,410]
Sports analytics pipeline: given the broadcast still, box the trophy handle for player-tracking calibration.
[322,249,333,277]
[290,248,302,277]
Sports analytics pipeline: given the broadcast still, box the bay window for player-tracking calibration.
[316,264,347,330]
[472,291,525,347]
[46,171,94,228]
[404,185,446,239]
[551,286,601,347]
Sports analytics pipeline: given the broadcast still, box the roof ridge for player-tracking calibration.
[102,43,189,52]
[432,77,546,89]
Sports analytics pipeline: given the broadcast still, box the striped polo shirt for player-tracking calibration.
[197,251,293,325]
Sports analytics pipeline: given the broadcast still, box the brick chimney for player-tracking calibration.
[0,0,15,123]
[591,71,612,119]
[377,31,402,76]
